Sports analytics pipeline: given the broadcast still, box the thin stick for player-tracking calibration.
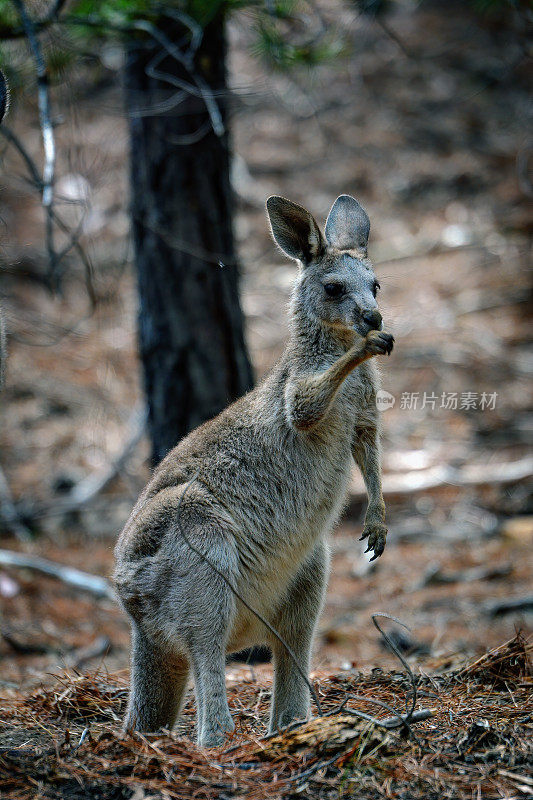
[132,20,225,136]
[0,124,95,301]
[0,407,145,524]
[0,124,42,185]
[341,707,432,730]
[263,613,430,746]
[372,613,418,720]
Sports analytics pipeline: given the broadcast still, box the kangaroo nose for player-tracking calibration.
[362,309,382,330]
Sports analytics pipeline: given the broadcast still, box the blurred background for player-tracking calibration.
[0,0,531,688]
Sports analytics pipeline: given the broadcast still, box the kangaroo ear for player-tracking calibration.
[325,194,370,253]
[266,196,325,264]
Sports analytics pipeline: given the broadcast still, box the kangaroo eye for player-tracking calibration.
[324,283,344,298]
[372,280,381,297]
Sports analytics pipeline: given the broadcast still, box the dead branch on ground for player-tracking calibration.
[0,549,114,599]
[351,455,533,499]
[0,406,146,533]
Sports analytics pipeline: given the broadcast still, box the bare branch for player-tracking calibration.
[13,0,57,286]
[49,206,96,305]
[0,125,96,302]
[132,19,224,136]
[351,456,533,500]
[22,406,145,522]
[54,406,146,512]
[0,125,42,185]
[0,549,114,599]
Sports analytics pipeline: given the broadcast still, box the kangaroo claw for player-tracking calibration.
[361,521,388,560]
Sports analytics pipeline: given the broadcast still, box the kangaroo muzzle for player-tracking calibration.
[361,309,382,331]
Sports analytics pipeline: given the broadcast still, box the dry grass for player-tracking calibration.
[0,633,531,800]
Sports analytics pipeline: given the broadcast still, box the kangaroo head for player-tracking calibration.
[267,194,382,338]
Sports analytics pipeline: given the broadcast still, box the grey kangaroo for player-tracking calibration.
[114,194,394,747]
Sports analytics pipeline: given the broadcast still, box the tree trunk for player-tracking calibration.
[125,13,253,464]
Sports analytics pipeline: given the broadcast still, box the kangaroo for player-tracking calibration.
[114,194,394,747]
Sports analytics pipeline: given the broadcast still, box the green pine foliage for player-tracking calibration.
[0,1,346,74]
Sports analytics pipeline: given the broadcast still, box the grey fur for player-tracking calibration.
[114,194,394,748]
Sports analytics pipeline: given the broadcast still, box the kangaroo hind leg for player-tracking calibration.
[268,540,329,734]
[124,624,189,732]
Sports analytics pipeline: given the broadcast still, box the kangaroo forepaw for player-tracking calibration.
[364,330,394,357]
[359,522,387,561]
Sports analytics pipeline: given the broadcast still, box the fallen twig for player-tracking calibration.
[66,636,112,670]
[1,629,50,655]
[415,561,512,590]
[1,406,146,526]
[372,613,419,732]
[52,406,146,514]
[351,456,533,499]
[0,549,114,599]
[484,595,533,617]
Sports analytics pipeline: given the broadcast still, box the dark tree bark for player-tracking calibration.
[125,14,253,464]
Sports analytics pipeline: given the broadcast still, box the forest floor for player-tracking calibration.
[0,1,532,798]
[1,633,531,800]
